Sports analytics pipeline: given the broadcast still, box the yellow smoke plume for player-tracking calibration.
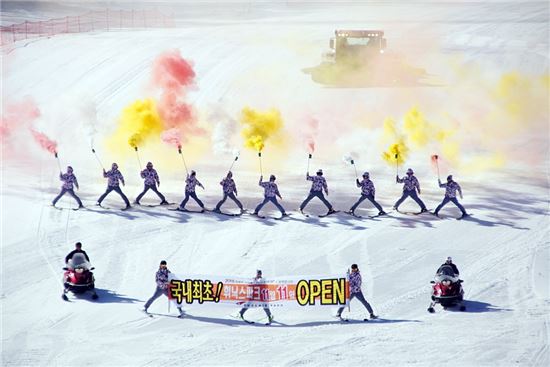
[106,99,164,155]
[381,117,409,165]
[240,107,283,152]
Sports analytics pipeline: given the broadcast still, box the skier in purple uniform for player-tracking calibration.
[214,171,244,213]
[299,169,335,215]
[97,163,131,209]
[135,162,169,205]
[52,166,83,208]
[434,175,468,219]
[253,175,287,216]
[393,168,427,212]
[336,264,377,320]
[143,260,185,317]
[178,170,205,211]
[238,269,273,323]
[349,172,385,216]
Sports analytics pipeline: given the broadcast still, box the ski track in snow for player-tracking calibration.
[2,2,549,366]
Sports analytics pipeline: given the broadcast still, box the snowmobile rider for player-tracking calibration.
[434,175,468,219]
[65,242,90,264]
[349,171,386,216]
[97,163,131,209]
[437,257,460,276]
[135,162,169,206]
[214,171,244,213]
[178,170,205,211]
[52,165,83,209]
[299,169,335,215]
[144,260,185,317]
[253,175,287,216]
[239,269,273,323]
[336,264,377,320]
[394,168,427,212]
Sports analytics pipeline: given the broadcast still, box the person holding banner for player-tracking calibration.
[349,172,385,216]
[299,169,336,216]
[239,270,273,324]
[394,168,427,213]
[144,260,185,317]
[52,166,83,209]
[178,170,205,211]
[434,175,468,219]
[214,171,244,213]
[253,175,287,217]
[97,163,131,209]
[336,264,377,320]
[135,162,169,206]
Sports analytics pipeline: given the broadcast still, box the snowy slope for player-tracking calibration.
[2,2,549,366]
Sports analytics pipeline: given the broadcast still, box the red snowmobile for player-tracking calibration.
[427,264,465,313]
[62,253,98,301]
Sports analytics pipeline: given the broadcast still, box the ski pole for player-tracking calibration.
[228,154,239,172]
[258,151,263,176]
[91,148,105,170]
[434,154,440,181]
[177,145,189,175]
[395,153,399,179]
[307,153,312,173]
[134,146,142,169]
[350,159,358,179]
[346,268,351,313]
[54,152,62,172]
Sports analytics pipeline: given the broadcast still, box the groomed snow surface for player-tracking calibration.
[2,2,549,366]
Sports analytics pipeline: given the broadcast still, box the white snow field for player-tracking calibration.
[1,1,549,366]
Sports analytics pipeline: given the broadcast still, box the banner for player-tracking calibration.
[168,274,350,309]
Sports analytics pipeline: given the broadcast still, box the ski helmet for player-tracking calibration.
[146,162,153,168]
[446,256,452,263]
[351,264,358,270]
[112,163,118,169]
[75,242,82,248]
[447,175,453,181]
[316,169,323,175]
[160,260,167,266]
[362,171,369,178]
[406,168,414,175]
[227,171,233,178]
[191,170,196,176]
[67,166,73,173]
[270,174,276,181]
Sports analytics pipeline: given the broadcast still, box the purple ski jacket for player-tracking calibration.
[185,176,204,193]
[397,175,420,193]
[349,271,363,294]
[307,174,328,193]
[60,173,79,190]
[439,180,462,198]
[104,169,125,187]
[156,268,171,289]
[141,168,160,186]
[357,178,375,196]
[220,178,237,194]
[259,179,281,198]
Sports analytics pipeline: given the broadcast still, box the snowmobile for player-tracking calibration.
[62,253,98,301]
[427,264,465,313]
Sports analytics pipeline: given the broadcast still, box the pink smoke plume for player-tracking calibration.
[30,129,58,154]
[301,116,320,154]
[152,50,204,146]
[0,98,41,137]
[160,128,182,148]
[430,154,450,177]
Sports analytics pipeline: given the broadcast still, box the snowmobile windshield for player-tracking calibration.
[435,265,458,282]
[69,253,90,270]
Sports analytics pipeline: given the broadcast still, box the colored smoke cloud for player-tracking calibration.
[152,50,204,147]
[30,129,58,154]
[381,117,409,165]
[113,99,164,149]
[300,116,319,154]
[210,106,239,155]
[240,107,283,152]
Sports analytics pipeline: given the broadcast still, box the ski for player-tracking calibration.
[136,202,175,208]
[168,207,205,213]
[141,309,154,318]
[274,213,290,220]
[248,212,266,219]
[456,213,472,220]
[368,211,391,219]
[96,204,131,211]
[343,211,362,218]
[297,210,310,218]
[395,209,431,216]
[207,209,243,217]
[318,210,340,218]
